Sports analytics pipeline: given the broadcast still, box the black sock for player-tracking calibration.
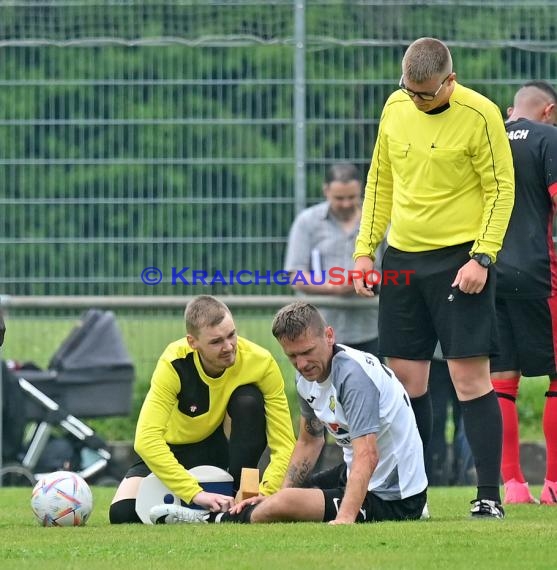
[209,504,257,524]
[410,391,433,453]
[460,390,502,502]
[108,499,142,524]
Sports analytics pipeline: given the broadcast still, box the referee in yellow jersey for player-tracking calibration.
[353,37,514,518]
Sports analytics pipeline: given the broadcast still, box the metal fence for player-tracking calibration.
[0,0,556,296]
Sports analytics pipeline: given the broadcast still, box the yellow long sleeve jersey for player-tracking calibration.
[134,336,296,503]
[354,82,515,261]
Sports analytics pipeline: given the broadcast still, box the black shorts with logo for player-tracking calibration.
[378,242,499,360]
[307,463,427,523]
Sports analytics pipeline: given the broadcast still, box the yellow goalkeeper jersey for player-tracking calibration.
[134,336,295,503]
[354,82,514,261]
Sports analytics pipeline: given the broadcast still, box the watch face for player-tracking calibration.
[473,254,491,267]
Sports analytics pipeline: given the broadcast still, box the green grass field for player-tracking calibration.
[1,485,555,570]
[1,313,553,567]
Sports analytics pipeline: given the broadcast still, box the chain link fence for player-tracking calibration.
[0,0,556,296]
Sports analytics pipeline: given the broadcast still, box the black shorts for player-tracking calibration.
[124,384,266,487]
[490,295,557,377]
[124,425,230,478]
[378,243,499,360]
[307,463,427,523]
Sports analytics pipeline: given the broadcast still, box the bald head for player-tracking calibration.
[508,82,557,125]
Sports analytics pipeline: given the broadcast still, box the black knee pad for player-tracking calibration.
[227,384,265,419]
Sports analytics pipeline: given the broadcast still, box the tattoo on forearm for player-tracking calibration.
[286,459,313,487]
[305,418,324,437]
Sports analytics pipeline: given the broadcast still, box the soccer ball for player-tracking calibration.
[31,471,93,527]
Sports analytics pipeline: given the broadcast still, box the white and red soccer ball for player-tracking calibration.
[31,471,93,527]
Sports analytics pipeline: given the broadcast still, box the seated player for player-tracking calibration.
[150,301,427,525]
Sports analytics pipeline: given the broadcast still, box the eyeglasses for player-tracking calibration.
[399,74,451,101]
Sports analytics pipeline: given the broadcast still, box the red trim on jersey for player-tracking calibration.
[549,182,557,198]
[548,296,557,373]
[546,200,557,296]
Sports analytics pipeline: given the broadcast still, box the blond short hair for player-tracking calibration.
[185,295,232,337]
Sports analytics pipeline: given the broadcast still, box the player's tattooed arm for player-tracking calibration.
[305,416,325,438]
[285,458,314,487]
[282,416,326,488]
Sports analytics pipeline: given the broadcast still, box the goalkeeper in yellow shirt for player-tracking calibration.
[109,295,296,523]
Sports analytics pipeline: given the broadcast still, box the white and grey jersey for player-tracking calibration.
[296,344,427,500]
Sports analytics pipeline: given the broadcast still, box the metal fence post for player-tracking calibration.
[294,0,306,215]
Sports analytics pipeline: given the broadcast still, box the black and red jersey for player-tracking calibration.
[496,119,557,298]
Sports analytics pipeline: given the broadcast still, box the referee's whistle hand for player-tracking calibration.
[353,257,375,297]
[451,260,488,294]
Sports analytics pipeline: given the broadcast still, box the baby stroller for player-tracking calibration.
[0,309,135,486]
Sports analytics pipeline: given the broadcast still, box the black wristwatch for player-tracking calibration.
[471,253,492,268]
